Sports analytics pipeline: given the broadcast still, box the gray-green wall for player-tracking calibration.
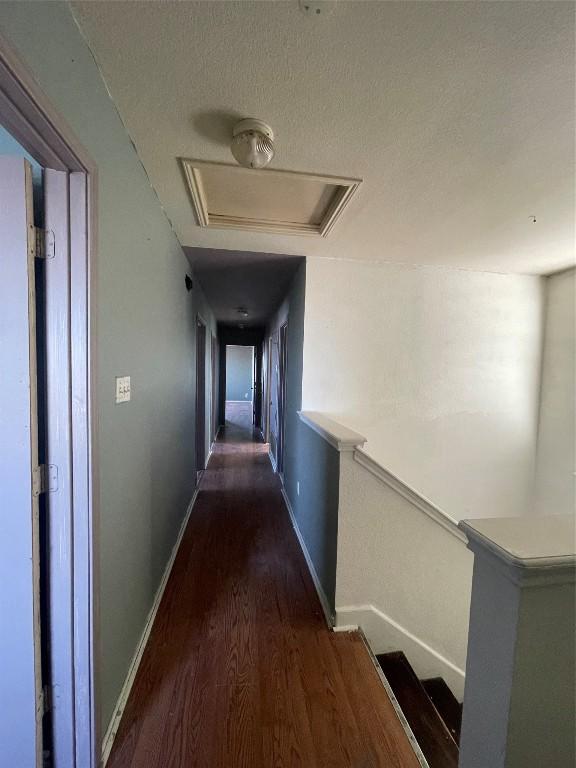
[0,1,216,734]
[267,261,340,617]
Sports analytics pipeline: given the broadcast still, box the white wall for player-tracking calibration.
[535,268,575,516]
[302,259,544,520]
[336,451,473,698]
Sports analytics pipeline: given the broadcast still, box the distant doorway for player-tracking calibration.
[225,344,254,429]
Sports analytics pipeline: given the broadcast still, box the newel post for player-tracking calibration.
[457,517,575,768]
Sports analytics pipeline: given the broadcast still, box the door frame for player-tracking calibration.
[195,314,207,476]
[266,336,273,443]
[0,33,98,768]
[210,332,218,442]
[277,322,288,478]
[252,344,258,427]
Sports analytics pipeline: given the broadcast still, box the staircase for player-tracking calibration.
[376,652,462,768]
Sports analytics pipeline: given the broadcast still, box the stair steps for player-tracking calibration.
[422,677,462,745]
[376,651,461,768]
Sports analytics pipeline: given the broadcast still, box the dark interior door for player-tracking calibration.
[252,342,264,430]
[252,345,257,427]
[277,323,288,475]
[195,318,206,474]
[211,334,217,441]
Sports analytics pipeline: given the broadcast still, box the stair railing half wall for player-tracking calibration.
[297,411,576,768]
[335,442,472,700]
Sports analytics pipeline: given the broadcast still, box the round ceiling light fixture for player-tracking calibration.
[231,118,275,169]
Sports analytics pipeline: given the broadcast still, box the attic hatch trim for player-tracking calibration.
[180,158,361,237]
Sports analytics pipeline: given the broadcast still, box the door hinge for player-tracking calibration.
[33,464,58,496]
[42,684,52,715]
[34,227,55,260]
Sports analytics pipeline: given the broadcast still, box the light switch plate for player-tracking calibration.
[115,376,131,404]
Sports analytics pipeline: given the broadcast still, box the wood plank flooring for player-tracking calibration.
[107,421,420,768]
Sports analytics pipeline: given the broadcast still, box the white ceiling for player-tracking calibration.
[72,1,575,275]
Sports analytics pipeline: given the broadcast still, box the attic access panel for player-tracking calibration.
[181,159,361,237]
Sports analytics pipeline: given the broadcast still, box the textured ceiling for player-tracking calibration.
[72,1,574,275]
[186,247,303,326]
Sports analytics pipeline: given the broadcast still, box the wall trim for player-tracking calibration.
[268,448,277,473]
[353,448,466,543]
[279,486,334,628]
[335,604,466,699]
[101,489,199,766]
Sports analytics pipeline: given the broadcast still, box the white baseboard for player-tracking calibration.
[268,448,277,473]
[280,487,334,628]
[335,604,465,699]
[207,434,218,464]
[332,624,359,633]
[101,489,200,766]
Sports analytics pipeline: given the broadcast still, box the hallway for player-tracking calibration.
[107,421,420,768]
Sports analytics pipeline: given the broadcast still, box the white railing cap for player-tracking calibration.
[298,411,366,452]
[459,516,576,580]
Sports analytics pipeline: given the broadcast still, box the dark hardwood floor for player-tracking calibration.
[107,420,420,768]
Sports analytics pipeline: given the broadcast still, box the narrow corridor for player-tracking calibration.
[107,422,420,768]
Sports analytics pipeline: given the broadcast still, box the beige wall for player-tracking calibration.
[302,259,544,520]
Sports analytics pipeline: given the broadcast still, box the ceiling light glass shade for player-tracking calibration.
[231,118,275,169]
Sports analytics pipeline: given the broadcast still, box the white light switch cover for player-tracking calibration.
[115,376,131,403]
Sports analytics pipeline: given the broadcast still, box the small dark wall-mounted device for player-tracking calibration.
[185,274,193,292]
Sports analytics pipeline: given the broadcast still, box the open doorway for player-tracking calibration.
[0,41,96,768]
[225,344,255,429]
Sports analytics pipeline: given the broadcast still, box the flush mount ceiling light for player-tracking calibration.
[230,118,275,169]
